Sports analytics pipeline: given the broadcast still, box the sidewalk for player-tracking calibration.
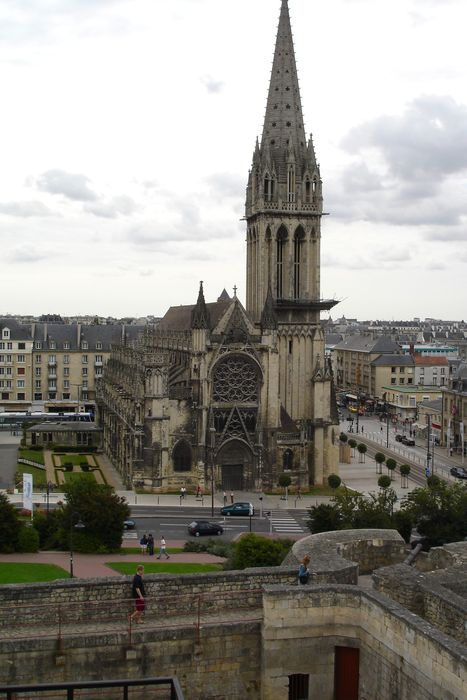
[0,544,225,579]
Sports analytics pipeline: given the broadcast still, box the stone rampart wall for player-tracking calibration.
[373,562,467,644]
[262,585,466,700]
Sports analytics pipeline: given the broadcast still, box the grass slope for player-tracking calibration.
[0,563,69,584]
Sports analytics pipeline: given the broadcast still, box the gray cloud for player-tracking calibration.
[201,75,224,94]
[36,169,98,202]
[84,195,137,218]
[205,172,244,198]
[331,95,467,229]
[7,246,49,263]
[0,201,55,217]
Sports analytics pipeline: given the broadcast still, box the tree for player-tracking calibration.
[399,464,410,488]
[278,472,292,501]
[339,433,348,444]
[57,480,131,553]
[374,452,386,475]
[348,438,357,455]
[378,475,392,490]
[0,493,20,553]
[306,502,343,534]
[386,458,397,480]
[402,481,467,547]
[357,443,367,462]
[327,474,342,491]
[230,534,293,569]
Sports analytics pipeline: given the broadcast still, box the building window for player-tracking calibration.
[408,378,413,384]
[36,355,42,363]
[18,342,26,350]
[62,393,70,400]
[82,380,88,388]
[288,674,309,700]
[35,367,41,377]
[17,380,25,388]
[35,342,42,349]
[96,342,102,350]
[82,367,88,376]
[48,392,56,400]
[400,367,405,374]
[283,449,294,470]
[64,342,70,350]
[293,227,305,299]
[64,367,70,377]
[35,380,41,389]
[64,380,69,389]
[17,354,25,363]
[63,355,69,364]
[391,378,396,385]
[0,355,3,363]
[400,378,404,384]
[276,226,287,299]
[82,341,88,350]
[2,329,10,339]
[49,341,56,350]
[1,392,9,400]
[34,393,42,401]
[172,441,192,472]
[82,355,88,364]
[17,393,25,400]
[17,367,25,375]
[95,355,103,363]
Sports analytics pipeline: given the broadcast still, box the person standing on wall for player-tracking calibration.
[298,555,310,585]
[130,565,145,624]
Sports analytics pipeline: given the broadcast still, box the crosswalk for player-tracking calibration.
[270,510,305,534]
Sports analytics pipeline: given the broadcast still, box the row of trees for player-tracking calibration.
[0,481,130,554]
[307,480,467,548]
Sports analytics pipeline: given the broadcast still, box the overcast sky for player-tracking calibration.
[1,0,466,321]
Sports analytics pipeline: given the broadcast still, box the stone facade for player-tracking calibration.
[96,0,339,492]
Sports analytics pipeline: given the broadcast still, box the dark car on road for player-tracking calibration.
[123,518,136,530]
[220,502,254,516]
[450,467,467,480]
[395,434,404,442]
[188,520,224,537]
[401,436,415,446]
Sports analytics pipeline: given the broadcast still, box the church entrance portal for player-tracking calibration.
[221,464,244,491]
[216,439,253,491]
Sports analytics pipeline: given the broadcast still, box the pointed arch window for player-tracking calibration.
[287,166,296,202]
[305,176,311,203]
[276,226,288,298]
[293,227,305,299]
[173,440,192,472]
[264,173,275,202]
[266,227,272,282]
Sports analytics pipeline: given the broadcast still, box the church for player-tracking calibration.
[97,0,339,493]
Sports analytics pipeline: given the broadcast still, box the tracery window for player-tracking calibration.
[213,355,259,403]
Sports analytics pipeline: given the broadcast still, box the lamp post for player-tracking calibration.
[69,512,85,578]
[45,481,54,515]
[209,426,216,518]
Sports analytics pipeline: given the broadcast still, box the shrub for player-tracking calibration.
[17,524,40,552]
[278,473,292,488]
[64,463,73,472]
[378,475,392,489]
[229,534,293,569]
[0,493,20,553]
[327,474,342,490]
[339,433,348,443]
[348,439,357,450]
[80,463,89,472]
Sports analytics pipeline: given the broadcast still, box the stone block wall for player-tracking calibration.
[261,585,466,700]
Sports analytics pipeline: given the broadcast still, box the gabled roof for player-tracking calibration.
[333,335,401,354]
[412,355,449,366]
[371,354,414,367]
[158,300,231,332]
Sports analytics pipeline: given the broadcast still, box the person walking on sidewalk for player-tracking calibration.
[157,536,170,559]
[147,533,154,556]
[230,491,234,504]
[130,565,145,624]
[223,491,227,505]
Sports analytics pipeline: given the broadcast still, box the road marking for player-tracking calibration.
[270,511,305,533]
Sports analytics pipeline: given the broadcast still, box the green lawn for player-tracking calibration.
[107,562,223,575]
[0,563,69,584]
[18,449,45,465]
[16,464,48,488]
[60,454,89,466]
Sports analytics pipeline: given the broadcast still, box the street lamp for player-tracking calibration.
[45,481,54,515]
[69,512,85,578]
[209,426,216,518]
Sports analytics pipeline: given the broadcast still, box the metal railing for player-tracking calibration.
[0,676,184,699]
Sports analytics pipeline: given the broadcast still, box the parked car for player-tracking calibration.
[395,434,404,442]
[450,467,467,480]
[188,520,223,536]
[123,518,136,530]
[220,502,254,516]
[401,436,415,446]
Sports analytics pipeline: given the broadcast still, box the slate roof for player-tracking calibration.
[412,355,449,366]
[333,335,401,354]
[31,323,145,351]
[158,300,231,332]
[371,354,414,367]
[0,319,32,341]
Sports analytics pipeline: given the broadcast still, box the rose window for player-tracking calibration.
[212,356,259,403]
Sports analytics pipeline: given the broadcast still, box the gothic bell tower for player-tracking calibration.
[245,0,338,482]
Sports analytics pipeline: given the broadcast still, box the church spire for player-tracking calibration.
[261,0,310,179]
[191,281,210,330]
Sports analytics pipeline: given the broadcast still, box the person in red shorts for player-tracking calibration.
[130,565,145,624]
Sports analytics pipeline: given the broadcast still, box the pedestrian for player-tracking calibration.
[147,533,154,556]
[361,425,364,434]
[196,484,201,498]
[129,565,145,624]
[380,426,383,433]
[298,555,310,585]
[180,486,184,501]
[450,447,453,457]
[157,535,170,559]
[139,533,148,555]
[223,491,227,505]
[230,491,234,504]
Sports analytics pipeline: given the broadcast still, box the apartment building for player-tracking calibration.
[0,319,144,414]
[333,336,401,395]
[0,321,33,410]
